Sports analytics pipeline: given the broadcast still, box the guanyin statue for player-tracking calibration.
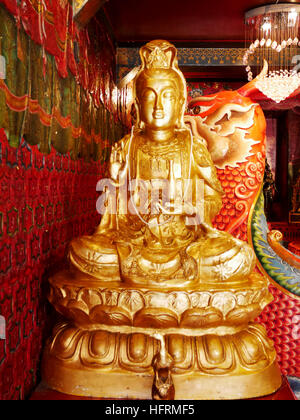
[42,40,282,400]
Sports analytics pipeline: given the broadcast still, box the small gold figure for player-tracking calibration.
[152,334,175,400]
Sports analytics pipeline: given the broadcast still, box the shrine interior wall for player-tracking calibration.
[0,1,125,400]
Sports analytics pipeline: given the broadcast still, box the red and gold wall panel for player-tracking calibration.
[0,129,109,399]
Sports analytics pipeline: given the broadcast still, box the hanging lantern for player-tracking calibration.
[244,3,300,103]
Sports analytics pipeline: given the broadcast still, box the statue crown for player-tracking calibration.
[140,40,178,71]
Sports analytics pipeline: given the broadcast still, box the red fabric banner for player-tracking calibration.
[0,0,117,114]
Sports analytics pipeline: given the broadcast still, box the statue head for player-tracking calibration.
[134,40,187,132]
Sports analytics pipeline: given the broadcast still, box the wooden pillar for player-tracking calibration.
[73,0,109,28]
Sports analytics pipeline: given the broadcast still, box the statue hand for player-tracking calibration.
[156,201,196,216]
[110,142,127,181]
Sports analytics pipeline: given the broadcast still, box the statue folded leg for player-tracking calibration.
[69,227,256,285]
[69,197,124,281]
[187,228,257,283]
[69,235,121,282]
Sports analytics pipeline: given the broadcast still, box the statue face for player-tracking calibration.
[137,75,179,131]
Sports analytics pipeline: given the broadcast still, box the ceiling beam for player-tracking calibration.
[73,0,109,28]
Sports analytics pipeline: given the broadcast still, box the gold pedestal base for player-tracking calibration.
[43,355,281,400]
[42,322,282,400]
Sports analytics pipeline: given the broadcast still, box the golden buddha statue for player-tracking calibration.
[42,40,282,400]
[69,40,256,287]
